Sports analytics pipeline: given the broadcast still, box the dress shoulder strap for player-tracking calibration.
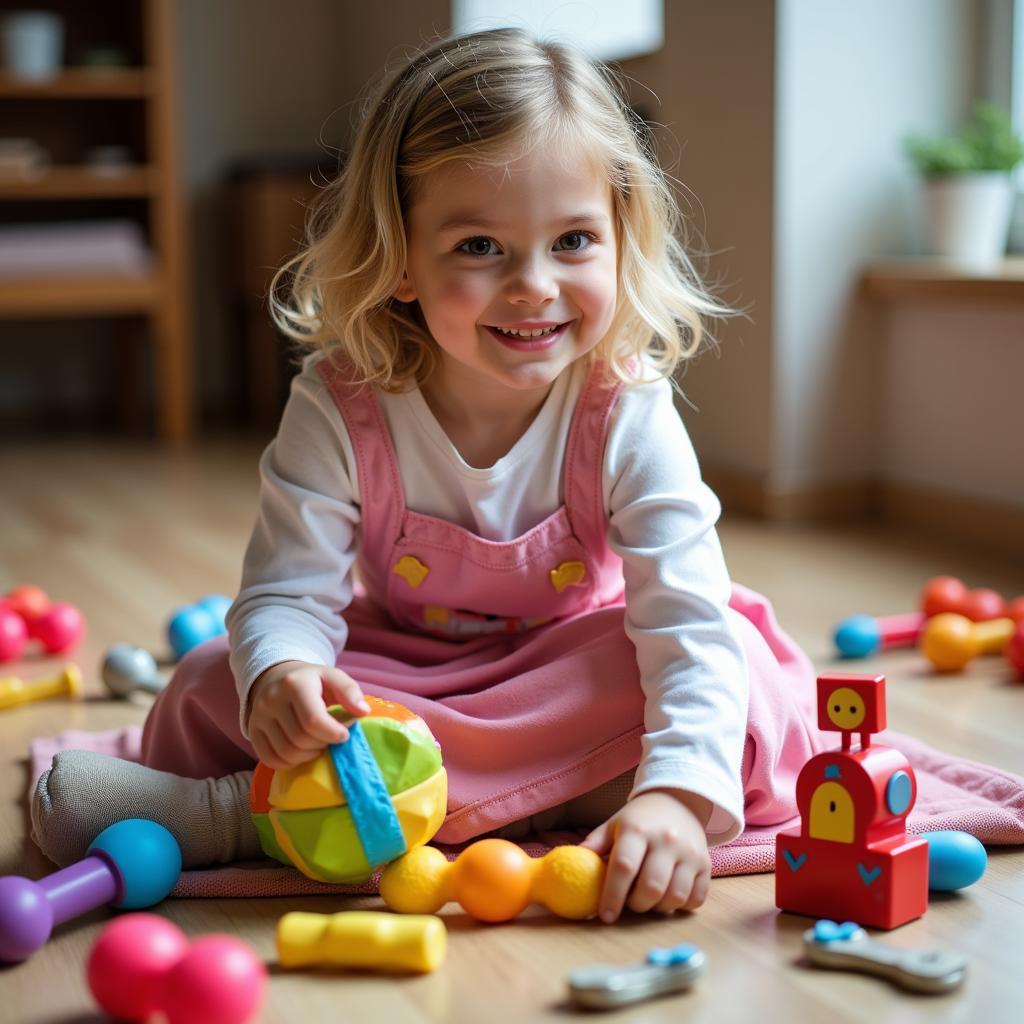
[316,357,406,558]
[563,360,625,554]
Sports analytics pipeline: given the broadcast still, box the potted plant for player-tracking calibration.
[905,102,1024,269]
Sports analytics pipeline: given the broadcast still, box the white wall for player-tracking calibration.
[773,0,977,491]
[880,306,1024,506]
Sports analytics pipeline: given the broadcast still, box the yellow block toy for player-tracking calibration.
[277,910,446,973]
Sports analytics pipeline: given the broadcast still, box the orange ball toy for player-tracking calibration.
[921,613,1016,672]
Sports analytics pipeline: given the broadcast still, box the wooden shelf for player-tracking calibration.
[0,1,191,443]
[0,274,159,318]
[861,257,1024,304]
[0,166,155,199]
[0,68,151,99]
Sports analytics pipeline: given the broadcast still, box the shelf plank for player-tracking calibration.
[0,274,160,317]
[861,257,1024,304]
[0,68,151,98]
[0,166,155,199]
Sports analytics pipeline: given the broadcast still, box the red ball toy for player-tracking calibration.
[87,914,265,1024]
[0,605,28,663]
[1007,596,1024,626]
[87,913,189,1021]
[28,602,85,654]
[959,587,1007,623]
[921,576,968,618]
[1007,622,1024,681]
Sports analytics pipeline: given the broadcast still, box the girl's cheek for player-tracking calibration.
[439,276,488,311]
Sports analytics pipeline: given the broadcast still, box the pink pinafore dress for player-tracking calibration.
[141,360,822,843]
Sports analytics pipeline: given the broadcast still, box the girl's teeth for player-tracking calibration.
[493,324,561,338]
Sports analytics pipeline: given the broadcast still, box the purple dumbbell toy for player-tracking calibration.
[0,818,181,962]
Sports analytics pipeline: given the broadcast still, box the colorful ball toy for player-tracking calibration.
[250,696,447,883]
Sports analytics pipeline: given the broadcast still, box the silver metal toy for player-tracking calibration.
[803,919,967,994]
[567,942,706,1010]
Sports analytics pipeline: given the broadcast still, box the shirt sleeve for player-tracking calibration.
[226,357,361,738]
[603,376,748,845]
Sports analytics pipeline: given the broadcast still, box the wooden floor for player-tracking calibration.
[1,439,1022,1023]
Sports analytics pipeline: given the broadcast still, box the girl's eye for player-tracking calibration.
[455,230,598,257]
[458,236,499,257]
[554,230,596,252]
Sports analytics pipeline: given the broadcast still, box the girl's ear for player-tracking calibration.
[394,272,416,303]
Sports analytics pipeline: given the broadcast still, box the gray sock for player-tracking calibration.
[31,749,262,868]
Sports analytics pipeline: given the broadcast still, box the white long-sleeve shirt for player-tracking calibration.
[228,355,749,843]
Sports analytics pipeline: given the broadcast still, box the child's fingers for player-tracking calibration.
[321,667,371,717]
[684,865,711,910]
[654,861,698,914]
[626,847,676,915]
[579,820,612,855]
[281,700,342,750]
[599,829,647,923]
[253,723,309,769]
[291,683,350,745]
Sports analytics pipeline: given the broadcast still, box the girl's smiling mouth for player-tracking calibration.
[483,321,572,350]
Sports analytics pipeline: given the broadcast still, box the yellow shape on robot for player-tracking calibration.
[808,781,856,843]
[824,686,866,730]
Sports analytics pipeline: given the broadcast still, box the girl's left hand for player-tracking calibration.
[580,789,712,923]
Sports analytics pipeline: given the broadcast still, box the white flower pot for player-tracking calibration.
[921,172,1014,270]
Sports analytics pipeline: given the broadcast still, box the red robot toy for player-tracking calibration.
[775,673,928,930]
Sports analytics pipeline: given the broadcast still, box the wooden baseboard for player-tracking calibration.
[704,465,1024,556]
[877,482,1024,559]
[703,466,876,522]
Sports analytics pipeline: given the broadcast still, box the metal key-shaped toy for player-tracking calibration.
[803,920,967,994]
[567,942,706,1010]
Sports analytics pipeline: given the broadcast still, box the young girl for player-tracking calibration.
[33,27,821,924]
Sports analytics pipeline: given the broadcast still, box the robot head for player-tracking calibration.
[816,673,886,739]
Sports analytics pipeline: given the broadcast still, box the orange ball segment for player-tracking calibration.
[453,839,534,922]
[5,584,50,623]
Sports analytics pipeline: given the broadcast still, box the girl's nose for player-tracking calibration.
[505,256,558,305]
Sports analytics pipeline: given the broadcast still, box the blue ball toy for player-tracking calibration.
[197,593,233,630]
[925,830,987,892]
[833,615,881,658]
[87,818,182,908]
[167,593,231,659]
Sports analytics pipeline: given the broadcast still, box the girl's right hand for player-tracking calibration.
[246,660,371,769]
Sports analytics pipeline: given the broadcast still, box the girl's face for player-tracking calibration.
[396,145,618,406]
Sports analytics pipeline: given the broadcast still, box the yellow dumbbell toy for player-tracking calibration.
[0,664,82,710]
[277,911,446,973]
[380,838,606,922]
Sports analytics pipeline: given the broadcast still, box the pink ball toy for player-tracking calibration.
[0,605,28,662]
[160,934,267,1024]
[29,602,85,654]
[87,913,190,1021]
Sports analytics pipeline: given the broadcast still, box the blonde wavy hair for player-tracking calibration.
[270,27,729,390]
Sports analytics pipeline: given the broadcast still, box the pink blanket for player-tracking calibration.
[28,727,1024,899]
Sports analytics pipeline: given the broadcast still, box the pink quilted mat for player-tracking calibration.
[28,726,1024,899]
